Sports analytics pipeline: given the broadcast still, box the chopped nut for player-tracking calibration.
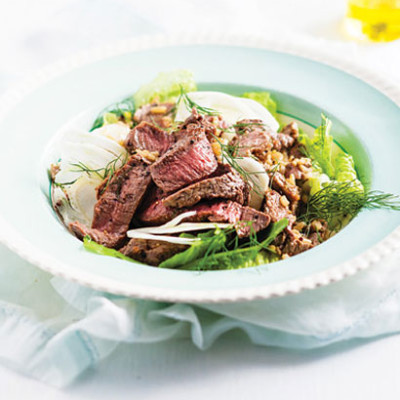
[271,150,283,162]
[311,220,323,231]
[280,195,290,208]
[211,141,222,160]
[161,116,172,128]
[136,149,159,162]
[150,106,168,115]
[294,221,307,231]
[291,229,302,239]
[299,163,310,173]
[287,173,296,186]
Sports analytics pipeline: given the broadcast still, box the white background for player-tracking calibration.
[1,0,400,398]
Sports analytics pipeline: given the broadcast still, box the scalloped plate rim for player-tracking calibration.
[0,33,400,303]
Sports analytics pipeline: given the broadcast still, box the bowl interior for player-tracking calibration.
[0,43,399,297]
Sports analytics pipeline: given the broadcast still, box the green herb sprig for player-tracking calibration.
[180,219,288,271]
[301,180,400,226]
[71,153,128,195]
[178,88,220,116]
[83,235,136,262]
[53,153,127,193]
[210,133,265,195]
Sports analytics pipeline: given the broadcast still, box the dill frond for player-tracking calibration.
[177,87,220,116]
[210,133,264,195]
[301,180,400,226]
[67,153,128,194]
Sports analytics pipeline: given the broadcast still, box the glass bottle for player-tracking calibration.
[345,0,400,41]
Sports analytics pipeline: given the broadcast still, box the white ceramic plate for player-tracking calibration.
[1,34,400,303]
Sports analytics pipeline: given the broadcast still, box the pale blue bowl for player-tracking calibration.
[0,36,399,302]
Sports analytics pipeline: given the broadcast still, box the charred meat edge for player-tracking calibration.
[70,155,151,248]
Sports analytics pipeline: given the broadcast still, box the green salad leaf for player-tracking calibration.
[334,151,363,190]
[134,69,197,108]
[83,236,135,262]
[90,96,135,131]
[307,172,331,197]
[164,219,288,271]
[300,115,364,198]
[182,247,279,271]
[241,91,278,117]
[159,229,227,269]
[258,218,289,248]
[302,114,335,178]
[184,219,287,271]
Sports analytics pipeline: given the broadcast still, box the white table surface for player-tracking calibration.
[1,0,400,398]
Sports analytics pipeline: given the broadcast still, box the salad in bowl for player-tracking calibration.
[48,70,400,271]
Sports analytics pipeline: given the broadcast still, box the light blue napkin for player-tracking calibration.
[2,242,400,387]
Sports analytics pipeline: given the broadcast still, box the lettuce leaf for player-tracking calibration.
[334,151,363,189]
[177,219,288,271]
[159,229,226,269]
[182,247,279,271]
[308,172,331,197]
[83,236,135,263]
[134,69,197,108]
[90,96,135,131]
[302,114,335,178]
[241,92,278,118]
[301,115,364,196]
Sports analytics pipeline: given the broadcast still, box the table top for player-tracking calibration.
[2,333,400,399]
[1,0,400,398]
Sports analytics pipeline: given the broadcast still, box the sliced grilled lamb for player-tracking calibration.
[163,165,248,208]
[235,118,295,156]
[124,121,174,155]
[70,155,151,247]
[150,126,218,192]
[133,102,175,129]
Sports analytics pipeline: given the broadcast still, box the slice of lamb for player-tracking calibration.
[235,119,295,156]
[271,172,300,202]
[136,184,178,225]
[194,201,243,224]
[124,121,174,155]
[92,155,151,234]
[193,201,270,238]
[70,155,151,247]
[175,108,218,141]
[236,207,271,237]
[140,199,270,238]
[120,239,187,266]
[306,219,328,246]
[263,190,295,225]
[70,222,124,248]
[282,229,315,256]
[163,165,248,208]
[139,165,247,226]
[281,122,299,140]
[137,197,178,225]
[134,102,175,129]
[150,126,218,193]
